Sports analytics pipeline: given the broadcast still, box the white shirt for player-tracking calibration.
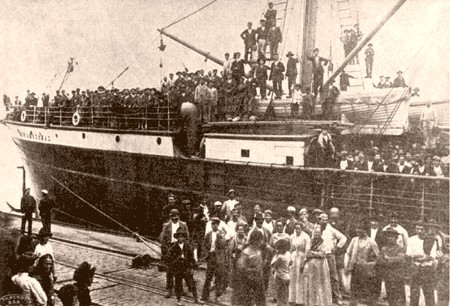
[205,220,230,240]
[383,224,409,248]
[263,220,274,233]
[210,231,217,251]
[420,106,437,121]
[171,222,180,243]
[221,199,239,218]
[292,89,302,104]
[227,220,238,240]
[370,228,379,240]
[406,235,437,266]
[367,160,374,171]
[321,224,347,254]
[178,242,184,257]
[34,242,55,260]
[340,160,348,170]
[11,272,48,306]
[433,166,444,177]
[199,204,210,221]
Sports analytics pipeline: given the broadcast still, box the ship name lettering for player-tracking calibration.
[17,129,51,142]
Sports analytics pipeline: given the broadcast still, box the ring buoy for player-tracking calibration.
[20,111,27,122]
[72,111,81,126]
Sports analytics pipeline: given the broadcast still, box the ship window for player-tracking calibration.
[156,137,162,145]
[241,149,250,158]
[115,135,120,142]
[286,156,294,165]
[82,133,86,139]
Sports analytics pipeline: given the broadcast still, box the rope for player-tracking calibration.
[161,0,220,30]
[279,0,295,59]
[51,175,157,252]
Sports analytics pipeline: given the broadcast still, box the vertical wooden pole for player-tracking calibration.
[420,182,425,221]
[369,177,374,217]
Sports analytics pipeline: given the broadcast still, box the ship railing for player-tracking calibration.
[17,106,179,131]
[204,159,449,231]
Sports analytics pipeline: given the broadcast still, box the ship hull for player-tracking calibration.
[6,121,448,236]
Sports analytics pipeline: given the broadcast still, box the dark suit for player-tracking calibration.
[269,61,285,99]
[307,55,328,96]
[201,230,227,301]
[240,29,257,62]
[168,242,199,300]
[253,65,269,99]
[285,57,299,97]
[159,221,189,291]
[267,27,282,60]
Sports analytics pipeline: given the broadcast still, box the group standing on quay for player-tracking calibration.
[158,189,449,306]
[0,189,96,306]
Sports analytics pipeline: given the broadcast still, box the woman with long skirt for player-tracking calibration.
[289,221,311,306]
[303,225,332,306]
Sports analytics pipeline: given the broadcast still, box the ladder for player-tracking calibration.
[335,0,365,90]
[261,0,291,61]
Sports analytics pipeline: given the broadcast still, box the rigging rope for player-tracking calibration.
[161,0,220,30]
[51,175,157,252]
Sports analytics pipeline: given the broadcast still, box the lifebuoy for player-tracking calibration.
[20,111,27,122]
[72,111,81,126]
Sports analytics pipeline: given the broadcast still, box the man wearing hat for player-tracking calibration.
[364,43,374,78]
[221,189,239,221]
[20,188,36,235]
[159,209,189,298]
[264,2,277,28]
[383,76,392,88]
[375,75,385,88]
[201,217,227,302]
[383,212,408,249]
[34,228,55,262]
[339,69,355,91]
[168,227,203,305]
[240,22,257,62]
[269,54,285,99]
[39,189,55,233]
[420,102,438,149]
[393,70,407,88]
[428,155,446,177]
[267,25,282,60]
[223,53,232,77]
[262,210,275,233]
[285,51,299,98]
[406,221,437,306]
[284,206,297,235]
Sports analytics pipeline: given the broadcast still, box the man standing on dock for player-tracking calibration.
[39,189,55,233]
[20,188,36,235]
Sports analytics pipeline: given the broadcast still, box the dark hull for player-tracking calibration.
[12,132,449,237]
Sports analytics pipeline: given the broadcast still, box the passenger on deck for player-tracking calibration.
[269,54,285,99]
[208,82,218,122]
[340,29,352,57]
[254,58,269,100]
[240,22,257,63]
[264,2,277,28]
[393,71,407,88]
[194,78,211,123]
[223,53,232,77]
[383,77,392,88]
[317,129,336,168]
[364,43,374,78]
[285,51,299,98]
[307,48,328,96]
[223,73,237,120]
[291,83,302,119]
[375,76,385,88]
[420,102,437,149]
[339,70,355,91]
[231,52,245,83]
[256,19,268,60]
[322,80,340,120]
[267,25,282,61]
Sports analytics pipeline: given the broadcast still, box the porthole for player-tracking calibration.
[55,134,58,138]
[82,133,86,139]
[156,137,162,145]
[115,135,120,143]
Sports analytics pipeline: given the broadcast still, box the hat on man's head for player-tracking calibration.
[169,209,179,216]
[227,189,235,195]
[41,189,49,195]
[312,208,324,215]
[254,212,264,220]
[173,227,188,238]
[432,156,441,161]
[182,199,191,205]
[368,43,373,47]
[210,217,221,224]
[264,209,272,215]
[397,71,403,74]
[214,201,222,207]
[97,86,105,92]
[299,208,308,215]
[286,51,294,57]
[287,206,296,212]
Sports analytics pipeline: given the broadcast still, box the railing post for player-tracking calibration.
[167,95,171,131]
[59,108,62,126]
[44,107,47,126]
[33,106,36,123]
[320,171,326,208]
[420,181,425,221]
[91,107,94,127]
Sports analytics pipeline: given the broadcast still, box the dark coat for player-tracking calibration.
[168,242,196,273]
[269,61,285,81]
[254,65,269,81]
[307,55,328,74]
[201,231,227,262]
[267,27,282,44]
[159,221,190,263]
[285,57,299,77]
[21,194,36,214]
[39,196,55,215]
[256,26,268,40]
[240,29,257,47]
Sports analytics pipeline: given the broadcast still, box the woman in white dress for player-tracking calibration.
[289,221,311,305]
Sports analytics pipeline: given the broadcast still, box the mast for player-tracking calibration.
[58,57,76,91]
[157,28,223,65]
[323,0,408,88]
[300,0,318,87]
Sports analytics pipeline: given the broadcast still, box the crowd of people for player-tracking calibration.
[0,216,96,306]
[159,190,449,306]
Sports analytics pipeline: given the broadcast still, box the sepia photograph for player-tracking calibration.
[0,0,448,305]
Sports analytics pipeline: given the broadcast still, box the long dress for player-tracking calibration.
[289,231,311,305]
[303,241,332,306]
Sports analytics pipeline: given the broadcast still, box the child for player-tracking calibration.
[168,227,203,306]
[271,239,292,306]
[291,83,302,119]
